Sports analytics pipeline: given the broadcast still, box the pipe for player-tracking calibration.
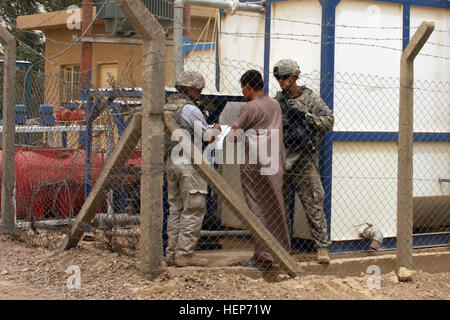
[173,0,265,79]
[94,214,251,237]
[358,224,384,251]
[102,228,250,239]
[200,229,250,237]
[181,0,265,13]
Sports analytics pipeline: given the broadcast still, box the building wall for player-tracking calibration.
[185,0,449,241]
[42,16,216,107]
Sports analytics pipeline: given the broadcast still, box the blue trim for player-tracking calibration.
[372,0,450,9]
[61,132,67,148]
[403,4,410,51]
[84,94,93,199]
[329,232,450,254]
[109,103,130,136]
[263,1,272,94]
[331,131,450,142]
[321,134,334,240]
[182,36,216,67]
[319,0,340,249]
[24,68,32,119]
[0,61,32,67]
[216,10,224,92]
[319,0,340,110]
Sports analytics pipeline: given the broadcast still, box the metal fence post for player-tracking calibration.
[397,21,434,276]
[0,26,16,231]
[115,0,166,280]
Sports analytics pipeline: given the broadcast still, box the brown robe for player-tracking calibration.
[233,95,290,264]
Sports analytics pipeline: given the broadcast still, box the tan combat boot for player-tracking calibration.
[175,254,208,267]
[164,256,175,267]
[317,248,330,264]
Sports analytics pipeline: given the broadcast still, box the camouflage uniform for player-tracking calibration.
[164,72,209,261]
[274,60,334,250]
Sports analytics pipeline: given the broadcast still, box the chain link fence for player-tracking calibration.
[0,6,448,276]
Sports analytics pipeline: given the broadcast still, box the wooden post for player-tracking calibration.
[63,113,142,249]
[115,0,166,280]
[163,113,302,277]
[0,26,16,231]
[397,21,434,274]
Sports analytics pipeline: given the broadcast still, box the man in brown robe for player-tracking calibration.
[231,70,290,270]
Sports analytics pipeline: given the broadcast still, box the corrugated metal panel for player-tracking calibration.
[142,0,173,20]
[95,0,173,20]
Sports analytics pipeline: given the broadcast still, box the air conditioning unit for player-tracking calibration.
[94,0,174,35]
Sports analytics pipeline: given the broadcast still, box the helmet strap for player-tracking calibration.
[282,76,299,96]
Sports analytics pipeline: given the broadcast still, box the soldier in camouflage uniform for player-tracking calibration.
[164,71,220,267]
[273,59,334,264]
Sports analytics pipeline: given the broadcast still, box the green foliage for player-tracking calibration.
[0,0,79,70]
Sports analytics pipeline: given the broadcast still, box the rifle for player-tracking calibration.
[279,97,316,156]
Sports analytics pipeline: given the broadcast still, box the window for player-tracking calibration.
[98,63,118,88]
[62,65,80,101]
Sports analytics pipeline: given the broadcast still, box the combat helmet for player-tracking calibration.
[175,71,205,91]
[273,59,301,80]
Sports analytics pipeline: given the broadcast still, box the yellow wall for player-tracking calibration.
[42,17,216,106]
[37,13,215,149]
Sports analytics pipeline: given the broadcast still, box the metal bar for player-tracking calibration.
[182,0,264,12]
[85,96,94,198]
[17,219,74,228]
[263,1,272,94]
[78,35,143,45]
[402,4,410,51]
[200,230,250,237]
[25,68,32,119]
[330,131,449,143]
[318,0,340,252]
[0,125,109,133]
[102,229,251,238]
[215,10,223,91]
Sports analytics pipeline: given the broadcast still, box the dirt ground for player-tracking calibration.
[0,231,448,300]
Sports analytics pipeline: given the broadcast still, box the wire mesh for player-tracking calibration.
[1,56,448,270]
[0,2,448,276]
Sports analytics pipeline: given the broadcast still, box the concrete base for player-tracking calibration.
[190,247,450,278]
[298,250,449,277]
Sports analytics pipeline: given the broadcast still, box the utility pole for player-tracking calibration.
[397,21,434,281]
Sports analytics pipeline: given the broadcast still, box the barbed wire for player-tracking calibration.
[9,3,450,70]
[173,3,449,33]
[6,3,449,102]
[230,11,450,34]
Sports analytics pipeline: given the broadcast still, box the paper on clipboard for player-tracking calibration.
[214,125,232,150]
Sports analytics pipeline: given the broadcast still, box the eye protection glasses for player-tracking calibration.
[274,74,293,81]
